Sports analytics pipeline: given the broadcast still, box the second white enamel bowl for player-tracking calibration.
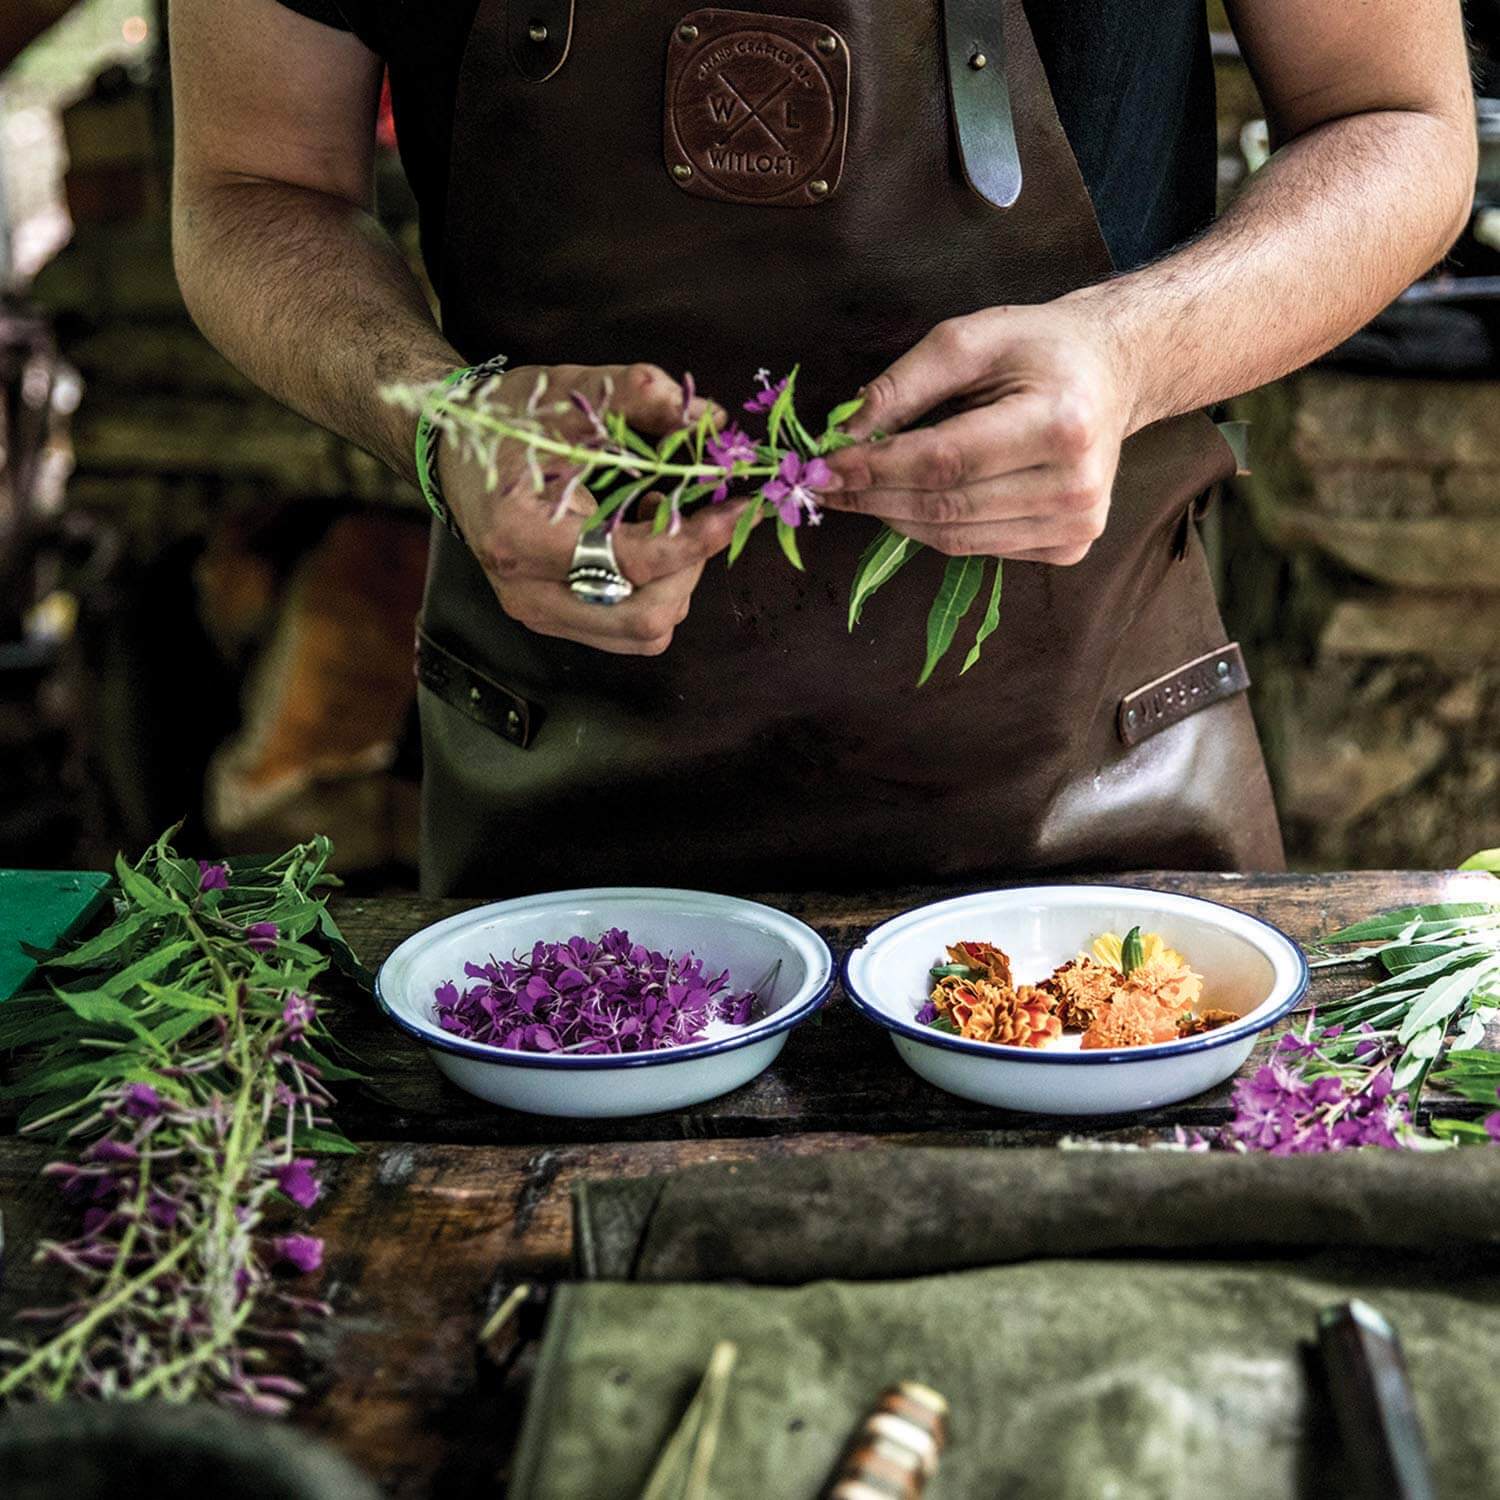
[376,888,833,1117]
[842,885,1308,1116]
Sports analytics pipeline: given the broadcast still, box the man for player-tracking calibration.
[170,0,1474,896]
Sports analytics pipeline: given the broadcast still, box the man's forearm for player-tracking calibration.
[1074,106,1477,435]
[173,173,459,484]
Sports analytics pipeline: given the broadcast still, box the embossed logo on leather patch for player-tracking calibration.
[1117,644,1251,748]
[665,10,849,207]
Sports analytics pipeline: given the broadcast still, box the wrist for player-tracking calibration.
[1059,280,1154,437]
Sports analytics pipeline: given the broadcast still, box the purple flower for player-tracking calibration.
[914,1001,939,1025]
[761,451,831,527]
[275,1157,321,1209]
[1486,1090,1500,1142]
[1224,1041,1410,1155]
[432,928,756,1057]
[245,922,279,953]
[197,861,230,892]
[282,992,316,1040]
[705,424,758,501]
[743,367,788,414]
[273,1234,324,1274]
[87,1138,139,1165]
[120,1083,163,1119]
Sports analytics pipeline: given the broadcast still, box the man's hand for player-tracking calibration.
[442,362,745,657]
[819,303,1132,565]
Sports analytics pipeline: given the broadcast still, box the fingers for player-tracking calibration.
[890,505,1108,562]
[823,395,1082,500]
[495,561,707,657]
[594,362,721,437]
[611,500,748,585]
[841,315,993,441]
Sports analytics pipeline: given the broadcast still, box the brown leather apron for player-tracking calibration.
[417,0,1285,897]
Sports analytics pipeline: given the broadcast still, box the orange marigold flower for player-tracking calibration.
[1041,957,1118,1032]
[1080,990,1182,1050]
[948,941,1013,989]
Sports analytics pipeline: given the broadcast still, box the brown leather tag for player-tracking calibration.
[1117,644,1251,747]
[664,10,850,207]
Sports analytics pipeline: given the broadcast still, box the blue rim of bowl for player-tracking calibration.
[373,908,835,1071]
[840,884,1310,1066]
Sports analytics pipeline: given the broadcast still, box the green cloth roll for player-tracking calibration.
[509,1252,1500,1500]
[572,1146,1500,1282]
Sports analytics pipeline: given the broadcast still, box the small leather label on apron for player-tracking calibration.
[664,10,850,207]
[1117,644,1251,747]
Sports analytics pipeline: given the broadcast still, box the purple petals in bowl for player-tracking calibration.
[434,928,756,1056]
[374,888,833,1117]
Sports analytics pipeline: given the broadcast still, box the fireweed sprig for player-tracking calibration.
[384,364,1003,683]
[0,831,360,1412]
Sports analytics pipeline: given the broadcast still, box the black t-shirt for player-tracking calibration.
[277,0,1216,282]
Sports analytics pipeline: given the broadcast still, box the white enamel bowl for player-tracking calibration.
[843,885,1308,1116]
[375,888,833,1117]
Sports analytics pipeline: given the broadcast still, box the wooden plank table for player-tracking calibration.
[2,869,1494,1495]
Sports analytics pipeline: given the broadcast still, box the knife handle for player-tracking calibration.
[1317,1299,1436,1500]
[824,1381,949,1500]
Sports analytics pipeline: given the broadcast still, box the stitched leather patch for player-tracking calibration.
[1118,644,1250,748]
[665,10,849,207]
[415,628,538,748]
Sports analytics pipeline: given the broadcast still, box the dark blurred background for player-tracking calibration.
[1,0,1497,880]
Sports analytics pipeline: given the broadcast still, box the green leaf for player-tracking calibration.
[728,496,765,566]
[1448,1010,1489,1052]
[960,560,1004,675]
[821,396,865,447]
[1429,1118,1493,1143]
[656,426,692,462]
[97,940,196,1000]
[1382,940,1476,974]
[605,410,658,463]
[298,1042,365,1083]
[917,555,985,686]
[766,365,799,452]
[1120,926,1145,977]
[1431,1048,1500,1104]
[114,855,177,916]
[776,517,805,571]
[45,910,148,970]
[1322,903,1495,944]
[928,1015,960,1035]
[847,526,917,631]
[652,495,673,534]
[1397,961,1497,1044]
[316,908,374,989]
[585,475,655,533]
[292,1124,360,1155]
[1460,848,1500,873]
[929,964,982,980]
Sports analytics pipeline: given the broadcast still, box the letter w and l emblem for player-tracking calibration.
[707,73,801,148]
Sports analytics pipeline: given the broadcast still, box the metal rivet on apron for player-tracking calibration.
[672,163,694,180]
[969,50,988,69]
[1216,659,1231,679]
[816,34,839,54]
[506,708,523,736]
[1125,707,1139,726]
[809,179,830,197]
[469,685,483,704]
[677,22,698,41]
[526,20,548,42]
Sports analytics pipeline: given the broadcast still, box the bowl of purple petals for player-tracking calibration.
[374,888,833,1116]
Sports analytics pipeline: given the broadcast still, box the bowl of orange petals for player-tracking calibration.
[842,886,1307,1115]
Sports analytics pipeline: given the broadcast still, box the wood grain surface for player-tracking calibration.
[2,870,1492,1495]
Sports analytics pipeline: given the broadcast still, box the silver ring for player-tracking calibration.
[567,527,634,606]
